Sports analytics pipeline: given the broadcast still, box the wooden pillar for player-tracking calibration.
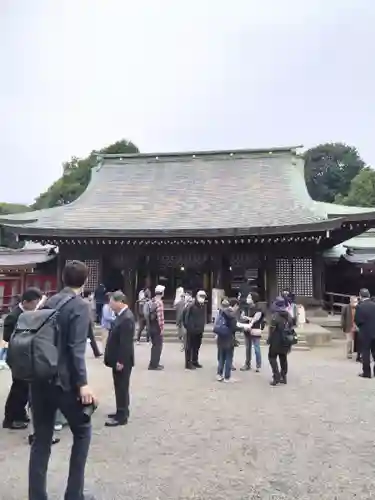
[312,251,324,301]
[265,253,277,304]
[122,254,137,307]
[56,252,63,291]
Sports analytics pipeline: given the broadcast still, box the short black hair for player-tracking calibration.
[62,260,88,288]
[251,292,259,303]
[21,287,42,303]
[229,298,239,307]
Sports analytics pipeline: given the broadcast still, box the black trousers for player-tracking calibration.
[87,323,101,357]
[137,316,149,342]
[112,366,132,421]
[95,302,103,324]
[29,383,91,500]
[361,337,375,377]
[268,349,288,380]
[4,377,29,423]
[149,329,163,368]
[185,332,203,367]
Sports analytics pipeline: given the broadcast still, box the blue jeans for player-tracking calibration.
[0,347,7,361]
[217,346,234,380]
[245,335,262,369]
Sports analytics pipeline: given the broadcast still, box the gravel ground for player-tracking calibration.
[0,342,374,500]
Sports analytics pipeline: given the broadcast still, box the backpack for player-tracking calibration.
[7,294,75,382]
[213,311,231,337]
[281,320,298,347]
[143,299,158,323]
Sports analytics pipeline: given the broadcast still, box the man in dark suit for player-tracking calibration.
[354,288,375,378]
[2,287,42,430]
[28,261,97,500]
[104,291,135,427]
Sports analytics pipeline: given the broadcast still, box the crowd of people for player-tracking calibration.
[0,261,299,500]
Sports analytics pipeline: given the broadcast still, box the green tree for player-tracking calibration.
[33,139,139,209]
[0,202,29,215]
[304,143,365,202]
[336,168,375,207]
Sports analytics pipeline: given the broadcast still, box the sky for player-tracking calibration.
[1,0,374,204]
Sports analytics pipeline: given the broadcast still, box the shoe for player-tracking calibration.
[280,375,287,384]
[54,424,63,432]
[107,412,118,419]
[224,378,237,383]
[193,363,203,368]
[256,368,260,373]
[240,365,251,371]
[148,365,164,371]
[136,341,141,345]
[231,366,236,371]
[270,379,279,386]
[94,353,103,358]
[105,418,128,427]
[358,373,371,378]
[185,364,196,370]
[28,434,60,445]
[2,420,28,430]
[216,374,224,381]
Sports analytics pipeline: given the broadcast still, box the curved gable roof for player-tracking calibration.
[1,147,374,238]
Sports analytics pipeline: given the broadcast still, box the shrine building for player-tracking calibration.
[1,146,375,318]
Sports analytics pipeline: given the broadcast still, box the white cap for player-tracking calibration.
[197,290,206,297]
[155,284,165,294]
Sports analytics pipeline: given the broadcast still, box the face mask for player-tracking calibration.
[197,297,205,304]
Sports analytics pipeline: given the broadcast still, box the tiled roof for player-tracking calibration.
[0,245,56,268]
[1,147,374,238]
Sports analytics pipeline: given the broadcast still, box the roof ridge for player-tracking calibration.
[95,145,302,161]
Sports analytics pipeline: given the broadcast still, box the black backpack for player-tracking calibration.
[7,294,75,382]
[281,320,298,348]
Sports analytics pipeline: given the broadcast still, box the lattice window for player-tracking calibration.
[292,258,313,297]
[276,258,292,295]
[276,258,313,297]
[65,259,99,290]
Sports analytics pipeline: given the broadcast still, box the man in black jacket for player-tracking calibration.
[354,288,375,378]
[184,290,206,369]
[104,291,135,427]
[2,287,42,430]
[28,261,97,500]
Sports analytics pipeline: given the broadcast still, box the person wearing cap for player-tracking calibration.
[146,285,165,370]
[183,290,207,369]
[104,291,135,426]
[354,288,375,378]
[267,296,294,386]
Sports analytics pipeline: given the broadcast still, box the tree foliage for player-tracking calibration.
[33,139,139,209]
[336,168,375,207]
[0,202,29,215]
[304,143,365,203]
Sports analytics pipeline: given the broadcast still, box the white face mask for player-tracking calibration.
[197,297,205,304]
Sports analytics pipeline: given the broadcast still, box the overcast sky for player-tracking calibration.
[1,0,374,204]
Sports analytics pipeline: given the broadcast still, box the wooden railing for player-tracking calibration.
[324,292,352,315]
